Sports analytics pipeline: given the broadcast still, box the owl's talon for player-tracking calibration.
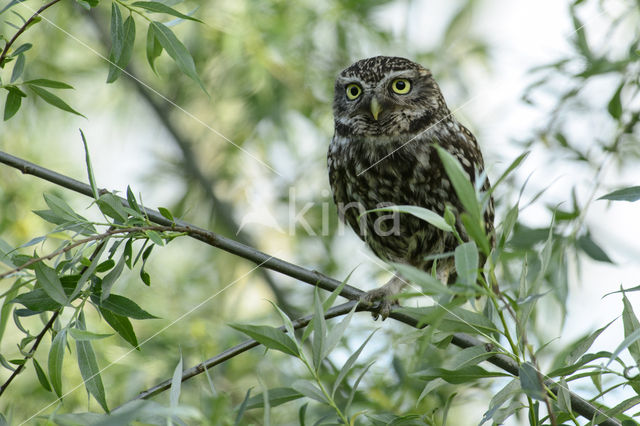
[360,287,400,321]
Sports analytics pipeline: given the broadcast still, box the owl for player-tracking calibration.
[327,56,494,319]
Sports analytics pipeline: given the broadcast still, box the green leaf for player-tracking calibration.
[145,24,163,74]
[132,2,203,23]
[620,293,640,364]
[158,207,174,222]
[126,186,142,215]
[519,362,545,400]
[435,146,481,223]
[4,86,24,120]
[80,129,99,200]
[23,79,73,89]
[598,186,640,202]
[577,234,613,263]
[69,328,113,341]
[564,318,615,366]
[76,334,109,412]
[97,192,127,222]
[33,358,52,392]
[10,42,32,57]
[607,82,623,120]
[109,2,124,59]
[367,205,453,232]
[10,53,24,83]
[243,387,303,409]
[101,253,126,301]
[311,288,326,370]
[28,85,85,117]
[460,213,491,256]
[486,151,529,198]
[76,0,99,8]
[234,388,251,425]
[48,329,67,397]
[170,354,183,408]
[100,308,138,349]
[11,289,60,312]
[450,345,494,370]
[323,304,356,361]
[332,329,376,398]
[150,21,207,93]
[393,263,454,296]
[415,365,510,384]
[92,293,158,320]
[34,262,67,306]
[479,378,519,425]
[145,230,164,246]
[229,323,299,356]
[291,380,327,404]
[399,306,498,335]
[454,241,478,286]
[107,15,136,83]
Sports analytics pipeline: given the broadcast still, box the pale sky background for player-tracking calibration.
[30,0,639,421]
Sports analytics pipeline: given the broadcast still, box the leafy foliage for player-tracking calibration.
[0,0,639,424]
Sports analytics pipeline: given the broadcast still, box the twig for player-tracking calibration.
[125,300,361,404]
[0,225,167,280]
[0,0,63,66]
[0,310,59,396]
[0,150,621,425]
[0,233,109,396]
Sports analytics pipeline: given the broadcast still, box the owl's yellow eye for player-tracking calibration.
[391,78,411,94]
[345,84,362,100]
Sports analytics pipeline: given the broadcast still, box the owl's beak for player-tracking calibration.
[370,97,382,121]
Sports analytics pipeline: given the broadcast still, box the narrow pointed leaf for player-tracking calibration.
[132,2,203,23]
[76,338,109,412]
[91,293,157,320]
[48,329,66,397]
[598,186,640,202]
[34,262,67,306]
[150,21,206,92]
[519,362,545,400]
[170,354,183,408]
[28,85,85,117]
[229,324,299,356]
[100,308,138,349]
[436,146,481,223]
[454,241,478,286]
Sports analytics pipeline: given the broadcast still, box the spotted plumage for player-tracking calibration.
[327,56,494,318]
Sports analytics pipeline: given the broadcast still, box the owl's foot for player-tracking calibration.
[360,276,406,320]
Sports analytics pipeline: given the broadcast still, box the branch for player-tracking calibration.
[0,0,63,66]
[81,7,300,318]
[0,150,620,425]
[125,300,361,404]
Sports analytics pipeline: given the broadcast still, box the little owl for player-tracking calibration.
[327,56,494,319]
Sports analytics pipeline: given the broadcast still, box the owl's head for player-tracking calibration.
[333,56,448,137]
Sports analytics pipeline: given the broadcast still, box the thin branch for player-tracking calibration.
[0,232,109,396]
[0,225,167,280]
[0,310,58,396]
[0,0,63,66]
[125,300,361,404]
[0,150,621,425]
